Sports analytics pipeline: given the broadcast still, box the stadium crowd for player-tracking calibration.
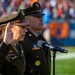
[0,0,75,25]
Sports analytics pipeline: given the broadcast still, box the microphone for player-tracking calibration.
[37,40,68,53]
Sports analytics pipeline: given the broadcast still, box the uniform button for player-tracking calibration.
[36,56,39,58]
[29,34,32,36]
[12,57,15,60]
[35,60,41,66]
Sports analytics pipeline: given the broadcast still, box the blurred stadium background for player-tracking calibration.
[51,46,75,75]
[0,0,75,75]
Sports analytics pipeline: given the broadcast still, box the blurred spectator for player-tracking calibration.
[18,1,25,9]
[52,6,58,19]
[62,0,69,19]
[69,2,75,19]
[0,0,75,20]
[57,3,63,18]
[42,1,51,27]
[2,0,10,10]
[50,0,56,7]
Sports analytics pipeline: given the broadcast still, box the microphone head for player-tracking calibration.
[63,49,68,53]
[51,45,68,53]
[37,40,45,48]
[37,40,68,53]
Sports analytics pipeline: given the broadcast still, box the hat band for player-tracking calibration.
[26,10,41,15]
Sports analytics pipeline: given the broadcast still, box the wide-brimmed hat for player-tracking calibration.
[0,10,30,27]
[21,2,45,17]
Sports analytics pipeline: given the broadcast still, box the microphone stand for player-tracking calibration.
[52,50,57,75]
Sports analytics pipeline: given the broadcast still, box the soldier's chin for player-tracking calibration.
[19,38,24,41]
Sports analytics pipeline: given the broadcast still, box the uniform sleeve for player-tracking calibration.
[0,42,10,69]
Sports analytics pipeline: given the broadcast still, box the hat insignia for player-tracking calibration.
[36,3,39,8]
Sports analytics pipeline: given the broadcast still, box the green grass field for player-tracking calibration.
[51,46,75,75]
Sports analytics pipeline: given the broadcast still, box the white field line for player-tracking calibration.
[51,52,75,60]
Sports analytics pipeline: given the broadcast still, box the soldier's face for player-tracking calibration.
[26,16,43,30]
[12,23,27,42]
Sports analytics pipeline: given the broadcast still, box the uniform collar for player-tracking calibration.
[28,28,38,37]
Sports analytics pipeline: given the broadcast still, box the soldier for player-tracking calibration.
[0,10,30,75]
[20,2,51,75]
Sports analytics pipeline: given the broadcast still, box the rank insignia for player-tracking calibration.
[32,44,40,50]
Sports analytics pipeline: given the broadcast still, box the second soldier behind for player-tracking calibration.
[20,2,51,75]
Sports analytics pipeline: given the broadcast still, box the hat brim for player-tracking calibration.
[30,13,45,17]
[13,21,30,27]
[0,21,30,27]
